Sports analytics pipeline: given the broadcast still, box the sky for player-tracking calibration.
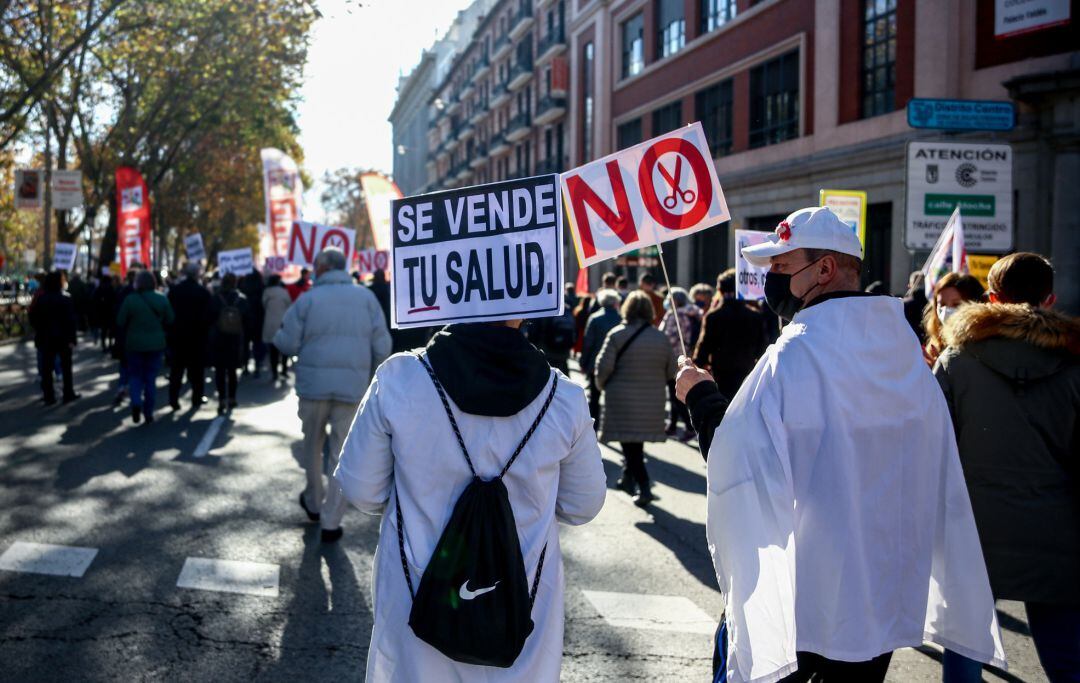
[296,0,474,220]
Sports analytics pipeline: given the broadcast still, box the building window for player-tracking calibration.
[583,41,595,162]
[617,119,642,150]
[696,79,733,156]
[861,0,897,118]
[701,0,736,33]
[652,101,682,136]
[657,0,685,58]
[621,13,645,78]
[749,50,799,148]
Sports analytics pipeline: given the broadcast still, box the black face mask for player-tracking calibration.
[764,258,822,322]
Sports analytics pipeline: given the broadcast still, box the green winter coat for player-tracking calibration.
[116,290,175,353]
[934,303,1080,605]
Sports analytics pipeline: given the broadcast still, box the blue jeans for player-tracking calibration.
[127,351,163,415]
[943,602,1080,683]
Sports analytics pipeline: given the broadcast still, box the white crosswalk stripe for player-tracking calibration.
[176,557,280,597]
[582,589,716,634]
[0,541,98,577]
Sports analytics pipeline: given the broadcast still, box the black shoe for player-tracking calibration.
[144,411,154,424]
[62,393,81,404]
[170,400,181,411]
[634,488,657,508]
[217,403,226,416]
[228,399,238,409]
[616,476,638,496]
[320,527,343,543]
[299,493,320,522]
[43,396,57,406]
[680,428,697,443]
[194,396,208,407]
[131,406,142,424]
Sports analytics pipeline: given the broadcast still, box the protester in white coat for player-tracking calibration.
[274,248,391,542]
[334,321,607,682]
[677,207,1006,683]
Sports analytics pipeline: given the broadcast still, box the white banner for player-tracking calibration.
[53,242,77,271]
[286,221,356,268]
[218,248,254,275]
[14,169,42,210]
[51,170,83,210]
[184,233,206,261]
[355,248,390,274]
[561,122,729,267]
[391,174,564,329]
[359,173,403,250]
[734,230,771,301]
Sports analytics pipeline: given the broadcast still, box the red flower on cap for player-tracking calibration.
[776,220,792,242]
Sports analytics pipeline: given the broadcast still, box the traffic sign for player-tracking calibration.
[907,99,1015,132]
[905,142,1013,252]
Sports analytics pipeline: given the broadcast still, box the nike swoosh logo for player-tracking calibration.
[459,579,499,600]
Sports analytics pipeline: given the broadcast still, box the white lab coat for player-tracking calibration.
[334,354,607,682]
[707,295,1006,683]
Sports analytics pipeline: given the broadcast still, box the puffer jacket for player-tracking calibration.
[934,303,1080,605]
[261,285,292,344]
[594,321,677,443]
[273,269,392,403]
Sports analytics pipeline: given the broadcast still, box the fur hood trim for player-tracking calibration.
[943,303,1080,355]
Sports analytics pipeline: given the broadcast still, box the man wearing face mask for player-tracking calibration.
[674,207,1005,683]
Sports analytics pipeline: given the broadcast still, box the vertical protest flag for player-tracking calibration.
[358,172,403,250]
[115,166,152,276]
[261,148,304,258]
[921,207,968,299]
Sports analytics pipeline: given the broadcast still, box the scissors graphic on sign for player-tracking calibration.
[658,156,696,210]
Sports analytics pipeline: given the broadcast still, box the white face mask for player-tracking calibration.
[937,304,959,325]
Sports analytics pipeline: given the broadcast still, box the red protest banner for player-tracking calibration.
[560,122,729,267]
[115,166,151,275]
[287,220,356,267]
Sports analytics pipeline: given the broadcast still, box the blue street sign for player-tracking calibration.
[907,98,1015,132]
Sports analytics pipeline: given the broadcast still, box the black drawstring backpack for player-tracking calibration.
[394,354,559,667]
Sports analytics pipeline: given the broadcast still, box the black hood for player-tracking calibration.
[425,323,552,417]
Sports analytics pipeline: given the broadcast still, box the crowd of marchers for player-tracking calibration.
[19,205,1078,683]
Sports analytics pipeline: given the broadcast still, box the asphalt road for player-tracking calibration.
[0,340,1048,682]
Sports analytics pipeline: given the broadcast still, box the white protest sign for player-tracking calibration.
[287,220,356,267]
[391,174,564,329]
[53,243,77,271]
[561,122,729,267]
[995,0,1070,37]
[218,248,254,275]
[14,169,42,210]
[735,230,771,300]
[184,233,206,261]
[264,256,287,273]
[51,170,83,210]
[355,249,390,275]
[905,141,1013,252]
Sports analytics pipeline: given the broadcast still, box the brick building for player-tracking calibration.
[393,0,1079,310]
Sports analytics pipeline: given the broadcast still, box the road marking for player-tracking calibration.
[193,416,225,458]
[582,590,716,635]
[0,541,98,577]
[176,557,280,597]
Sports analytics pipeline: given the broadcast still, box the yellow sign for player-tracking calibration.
[819,189,867,248]
[967,254,1000,291]
[108,262,122,275]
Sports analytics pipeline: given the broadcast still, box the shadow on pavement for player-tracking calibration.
[634,504,719,593]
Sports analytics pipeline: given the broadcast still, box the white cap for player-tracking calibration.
[741,206,864,268]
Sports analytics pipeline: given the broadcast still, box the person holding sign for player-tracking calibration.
[675,207,1005,683]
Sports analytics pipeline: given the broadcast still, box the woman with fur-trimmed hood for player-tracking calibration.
[934,252,1080,681]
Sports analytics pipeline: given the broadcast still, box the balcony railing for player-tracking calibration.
[492,32,511,59]
[534,94,566,124]
[534,155,567,175]
[509,1,534,40]
[469,142,489,168]
[536,28,566,62]
[489,130,510,154]
[490,80,510,105]
[508,52,533,90]
[506,111,531,141]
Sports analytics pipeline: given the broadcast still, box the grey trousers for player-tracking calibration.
[298,398,358,530]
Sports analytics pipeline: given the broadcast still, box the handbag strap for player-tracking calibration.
[610,322,649,374]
